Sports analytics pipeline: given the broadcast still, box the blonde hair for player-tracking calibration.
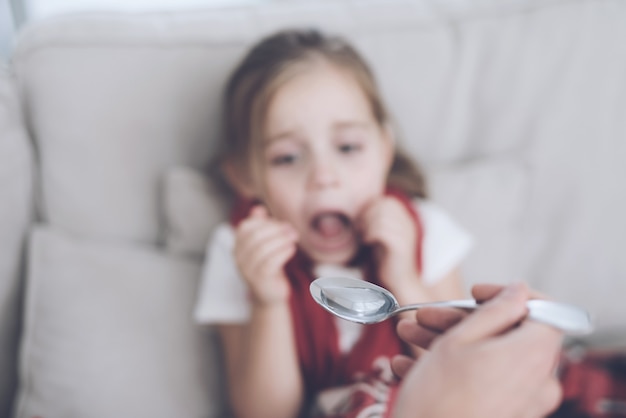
[212,28,427,200]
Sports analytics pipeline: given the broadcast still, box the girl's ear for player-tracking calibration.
[221,159,258,198]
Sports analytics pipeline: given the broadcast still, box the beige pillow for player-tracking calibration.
[162,166,227,259]
[15,227,228,418]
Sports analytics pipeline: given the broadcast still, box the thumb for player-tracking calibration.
[249,205,268,219]
[448,282,530,344]
[471,284,505,303]
[391,354,416,380]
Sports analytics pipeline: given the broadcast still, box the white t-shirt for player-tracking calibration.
[194,200,473,351]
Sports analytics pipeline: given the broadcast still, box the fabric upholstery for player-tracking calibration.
[162,166,227,259]
[0,63,33,417]
[14,227,227,418]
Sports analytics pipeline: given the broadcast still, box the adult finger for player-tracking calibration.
[503,317,563,348]
[472,283,549,303]
[390,354,416,380]
[396,318,441,349]
[249,204,268,219]
[446,282,529,344]
[498,320,564,368]
[396,308,469,349]
[415,307,468,333]
[471,284,504,303]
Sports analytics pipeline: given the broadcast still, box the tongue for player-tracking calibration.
[316,214,346,238]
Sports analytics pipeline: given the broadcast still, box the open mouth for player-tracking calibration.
[311,212,351,239]
[307,211,356,255]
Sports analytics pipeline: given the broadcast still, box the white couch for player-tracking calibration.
[1,0,625,416]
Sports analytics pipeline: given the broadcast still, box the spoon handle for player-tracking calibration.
[394,299,592,336]
[394,299,478,314]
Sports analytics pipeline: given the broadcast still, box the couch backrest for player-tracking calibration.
[11,0,626,336]
[0,63,34,417]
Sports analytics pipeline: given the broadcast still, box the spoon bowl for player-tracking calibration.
[310,276,593,335]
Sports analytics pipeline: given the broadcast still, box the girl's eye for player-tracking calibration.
[270,153,297,166]
[338,142,362,154]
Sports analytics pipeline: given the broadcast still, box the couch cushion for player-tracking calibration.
[10,0,569,245]
[12,38,235,244]
[162,166,227,259]
[0,63,33,417]
[14,227,228,418]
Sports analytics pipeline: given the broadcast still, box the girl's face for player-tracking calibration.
[250,61,394,265]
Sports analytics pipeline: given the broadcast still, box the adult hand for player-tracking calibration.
[392,283,564,418]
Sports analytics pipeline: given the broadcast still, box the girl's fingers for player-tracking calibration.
[359,204,412,248]
[238,211,286,241]
[236,219,297,260]
[237,234,298,286]
[255,242,298,278]
[357,198,395,243]
[244,229,297,267]
[446,282,530,344]
[357,204,378,243]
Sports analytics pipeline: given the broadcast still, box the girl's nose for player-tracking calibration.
[308,157,339,189]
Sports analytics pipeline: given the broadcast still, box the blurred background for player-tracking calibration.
[1,1,625,417]
[1,0,268,59]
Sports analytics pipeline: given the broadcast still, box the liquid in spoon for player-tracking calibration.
[320,286,392,317]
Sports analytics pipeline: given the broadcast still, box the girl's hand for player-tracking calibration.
[234,205,299,306]
[359,196,419,290]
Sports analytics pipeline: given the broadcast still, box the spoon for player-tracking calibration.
[310,276,593,336]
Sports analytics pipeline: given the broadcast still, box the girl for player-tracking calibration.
[195,29,473,418]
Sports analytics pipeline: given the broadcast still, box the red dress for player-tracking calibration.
[231,189,423,418]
